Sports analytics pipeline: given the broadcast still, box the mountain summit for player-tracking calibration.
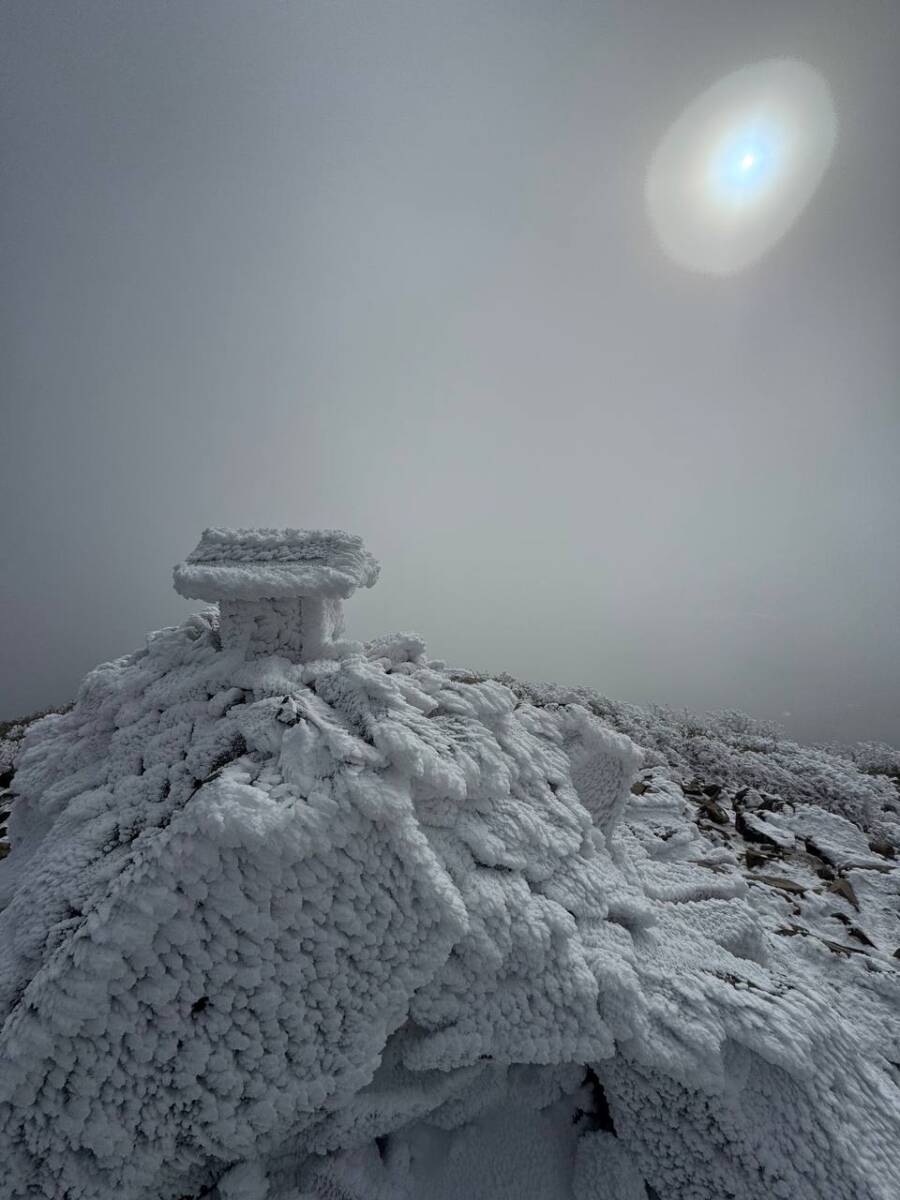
[0,530,897,1200]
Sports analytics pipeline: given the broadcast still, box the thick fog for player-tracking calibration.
[2,0,898,746]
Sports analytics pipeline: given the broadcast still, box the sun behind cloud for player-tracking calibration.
[646,59,837,275]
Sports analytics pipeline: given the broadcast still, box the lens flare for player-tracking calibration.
[646,60,837,275]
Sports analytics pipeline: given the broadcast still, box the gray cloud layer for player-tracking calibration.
[2,0,898,745]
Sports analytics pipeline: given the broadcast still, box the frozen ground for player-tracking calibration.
[0,529,897,1200]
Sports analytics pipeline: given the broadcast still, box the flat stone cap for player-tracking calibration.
[173,528,380,602]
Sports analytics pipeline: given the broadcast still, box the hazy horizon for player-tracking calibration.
[2,1,898,747]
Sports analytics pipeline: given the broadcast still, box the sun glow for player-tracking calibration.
[646,60,837,274]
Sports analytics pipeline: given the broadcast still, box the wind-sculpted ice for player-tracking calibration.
[0,530,897,1200]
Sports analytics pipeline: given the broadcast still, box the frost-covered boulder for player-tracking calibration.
[0,529,898,1200]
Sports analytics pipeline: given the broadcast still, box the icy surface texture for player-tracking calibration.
[173,528,380,603]
[173,529,379,663]
[497,683,900,834]
[0,535,898,1200]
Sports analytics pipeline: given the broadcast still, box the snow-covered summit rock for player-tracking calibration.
[0,530,898,1200]
[173,528,381,663]
[173,528,380,604]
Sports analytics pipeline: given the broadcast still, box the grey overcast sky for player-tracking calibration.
[1,1,898,746]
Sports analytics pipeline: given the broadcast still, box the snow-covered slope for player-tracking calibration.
[0,530,897,1200]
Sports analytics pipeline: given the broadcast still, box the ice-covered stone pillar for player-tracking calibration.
[173,528,380,662]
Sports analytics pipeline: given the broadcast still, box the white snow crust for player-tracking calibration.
[173,529,380,603]
[1,530,898,1200]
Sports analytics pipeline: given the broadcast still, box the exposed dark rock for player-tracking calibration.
[747,874,806,896]
[827,879,860,911]
[744,847,778,870]
[693,859,733,874]
[698,796,729,824]
[757,792,785,813]
[869,839,896,859]
[848,927,877,948]
[822,939,867,958]
[735,809,789,849]
[803,837,826,861]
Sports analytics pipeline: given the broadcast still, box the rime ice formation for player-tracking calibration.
[0,530,898,1200]
[173,528,380,662]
